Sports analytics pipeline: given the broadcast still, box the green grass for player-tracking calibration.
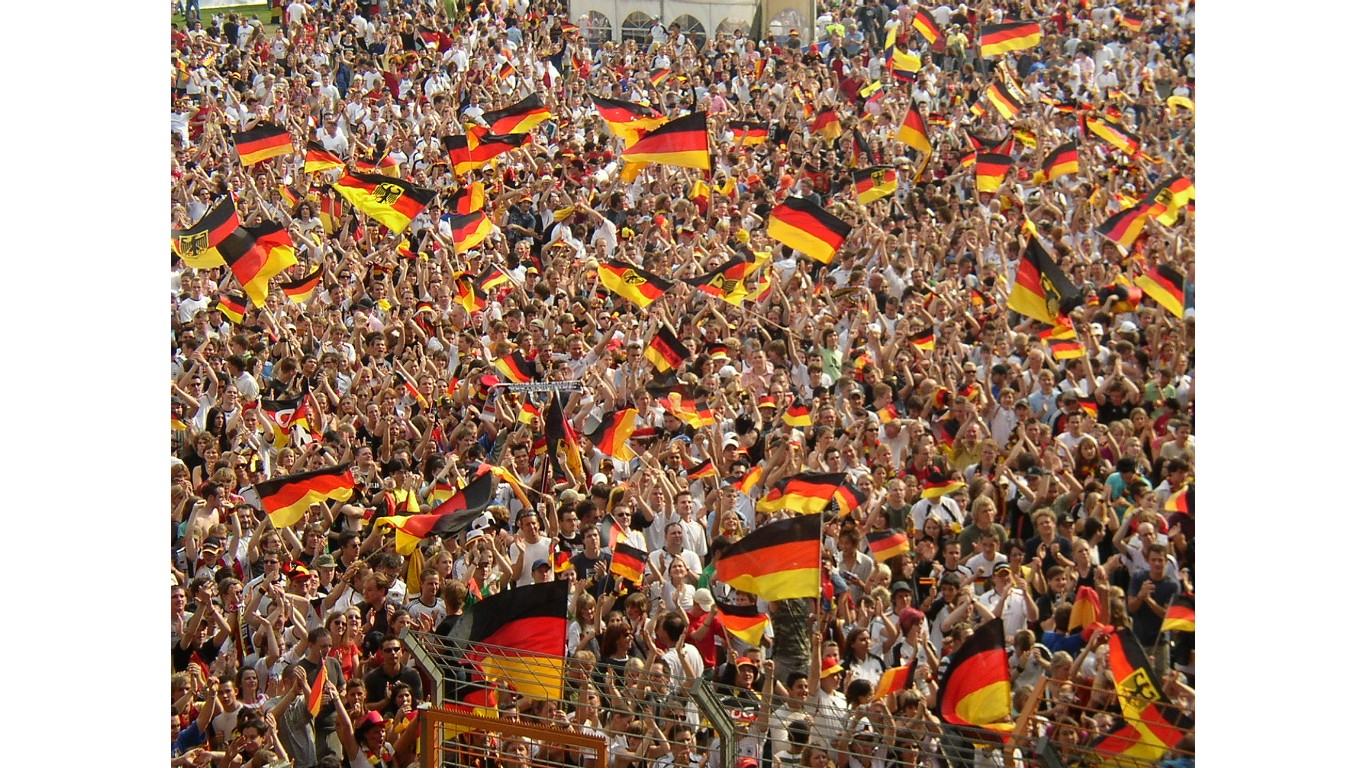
[174,3,276,30]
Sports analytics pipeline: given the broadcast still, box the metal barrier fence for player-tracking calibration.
[400,628,1193,767]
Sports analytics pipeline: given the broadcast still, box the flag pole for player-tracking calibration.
[1148,592,1178,661]
[1004,678,1047,767]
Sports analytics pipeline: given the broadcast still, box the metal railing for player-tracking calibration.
[399,629,1193,767]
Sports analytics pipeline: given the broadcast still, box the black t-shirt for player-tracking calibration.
[363,665,425,716]
[171,633,220,672]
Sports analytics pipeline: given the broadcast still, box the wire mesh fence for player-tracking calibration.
[400,628,1193,767]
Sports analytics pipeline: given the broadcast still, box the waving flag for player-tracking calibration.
[172,196,240,269]
[713,514,823,601]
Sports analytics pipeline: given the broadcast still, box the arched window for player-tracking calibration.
[582,11,613,46]
[621,11,654,46]
[767,9,809,44]
[670,14,706,48]
[716,17,752,40]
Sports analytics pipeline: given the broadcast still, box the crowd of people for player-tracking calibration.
[169,0,1196,765]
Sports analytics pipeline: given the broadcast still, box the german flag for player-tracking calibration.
[1162,594,1195,633]
[1041,141,1079,182]
[975,153,1013,194]
[886,47,922,80]
[830,475,863,511]
[812,108,842,143]
[687,459,718,481]
[305,665,328,717]
[1048,337,1085,360]
[912,9,941,44]
[1077,396,1099,419]
[428,482,455,504]
[1068,586,1102,632]
[598,258,674,308]
[449,182,486,215]
[281,265,322,303]
[1135,263,1186,318]
[303,141,345,173]
[876,404,899,424]
[660,393,713,429]
[866,530,910,563]
[728,120,768,146]
[496,60,515,80]
[872,663,914,701]
[611,541,648,584]
[1007,237,1082,324]
[685,257,753,305]
[649,68,670,86]
[481,93,552,135]
[1093,629,1190,761]
[1165,483,1193,516]
[468,579,568,701]
[517,401,541,426]
[1085,115,1140,155]
[937,617,1014,736]
[921,473,966,500]
[218,222,298,307]
[910,326,936,351]
[466,126,532,164]
[590,408,637,461]
[260,395,309,444]
[172,196,240,269]
[853,166,899,205]
[645,324,689,372]
[1012,127,1038,148]
[1143,175,1195,226]
[448,210,494,253]
[715,603,770,647]
[233,122,293,166]
[1095,203,1151,251]
[782,404,812,427]
[332,171,435,233]
[255,464,356,528]
[767,196,851,264]
[494,352,537,384]
[215,292,247,324]
[620,112,711,170]
[1120,12,1143,32]
[316,188,342,234]
[984,81,1024,120]
[374,470,497,553]
[543,391,585,481]
[475,265,510,295]
[979,21,1042,57]
[756,472,845,515]
[454,277,487,313]
[713,514,822,601]
[442,134,474,171]
[591,96,668,140]
[896,103,932,154]
[734,465,762,495]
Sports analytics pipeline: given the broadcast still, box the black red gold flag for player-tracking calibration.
[171,196,240,268]
[766,196,851,264]
[713,514,822,601]
[233,122,293,165]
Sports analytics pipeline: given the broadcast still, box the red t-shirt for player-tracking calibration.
[688,611,725,668]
